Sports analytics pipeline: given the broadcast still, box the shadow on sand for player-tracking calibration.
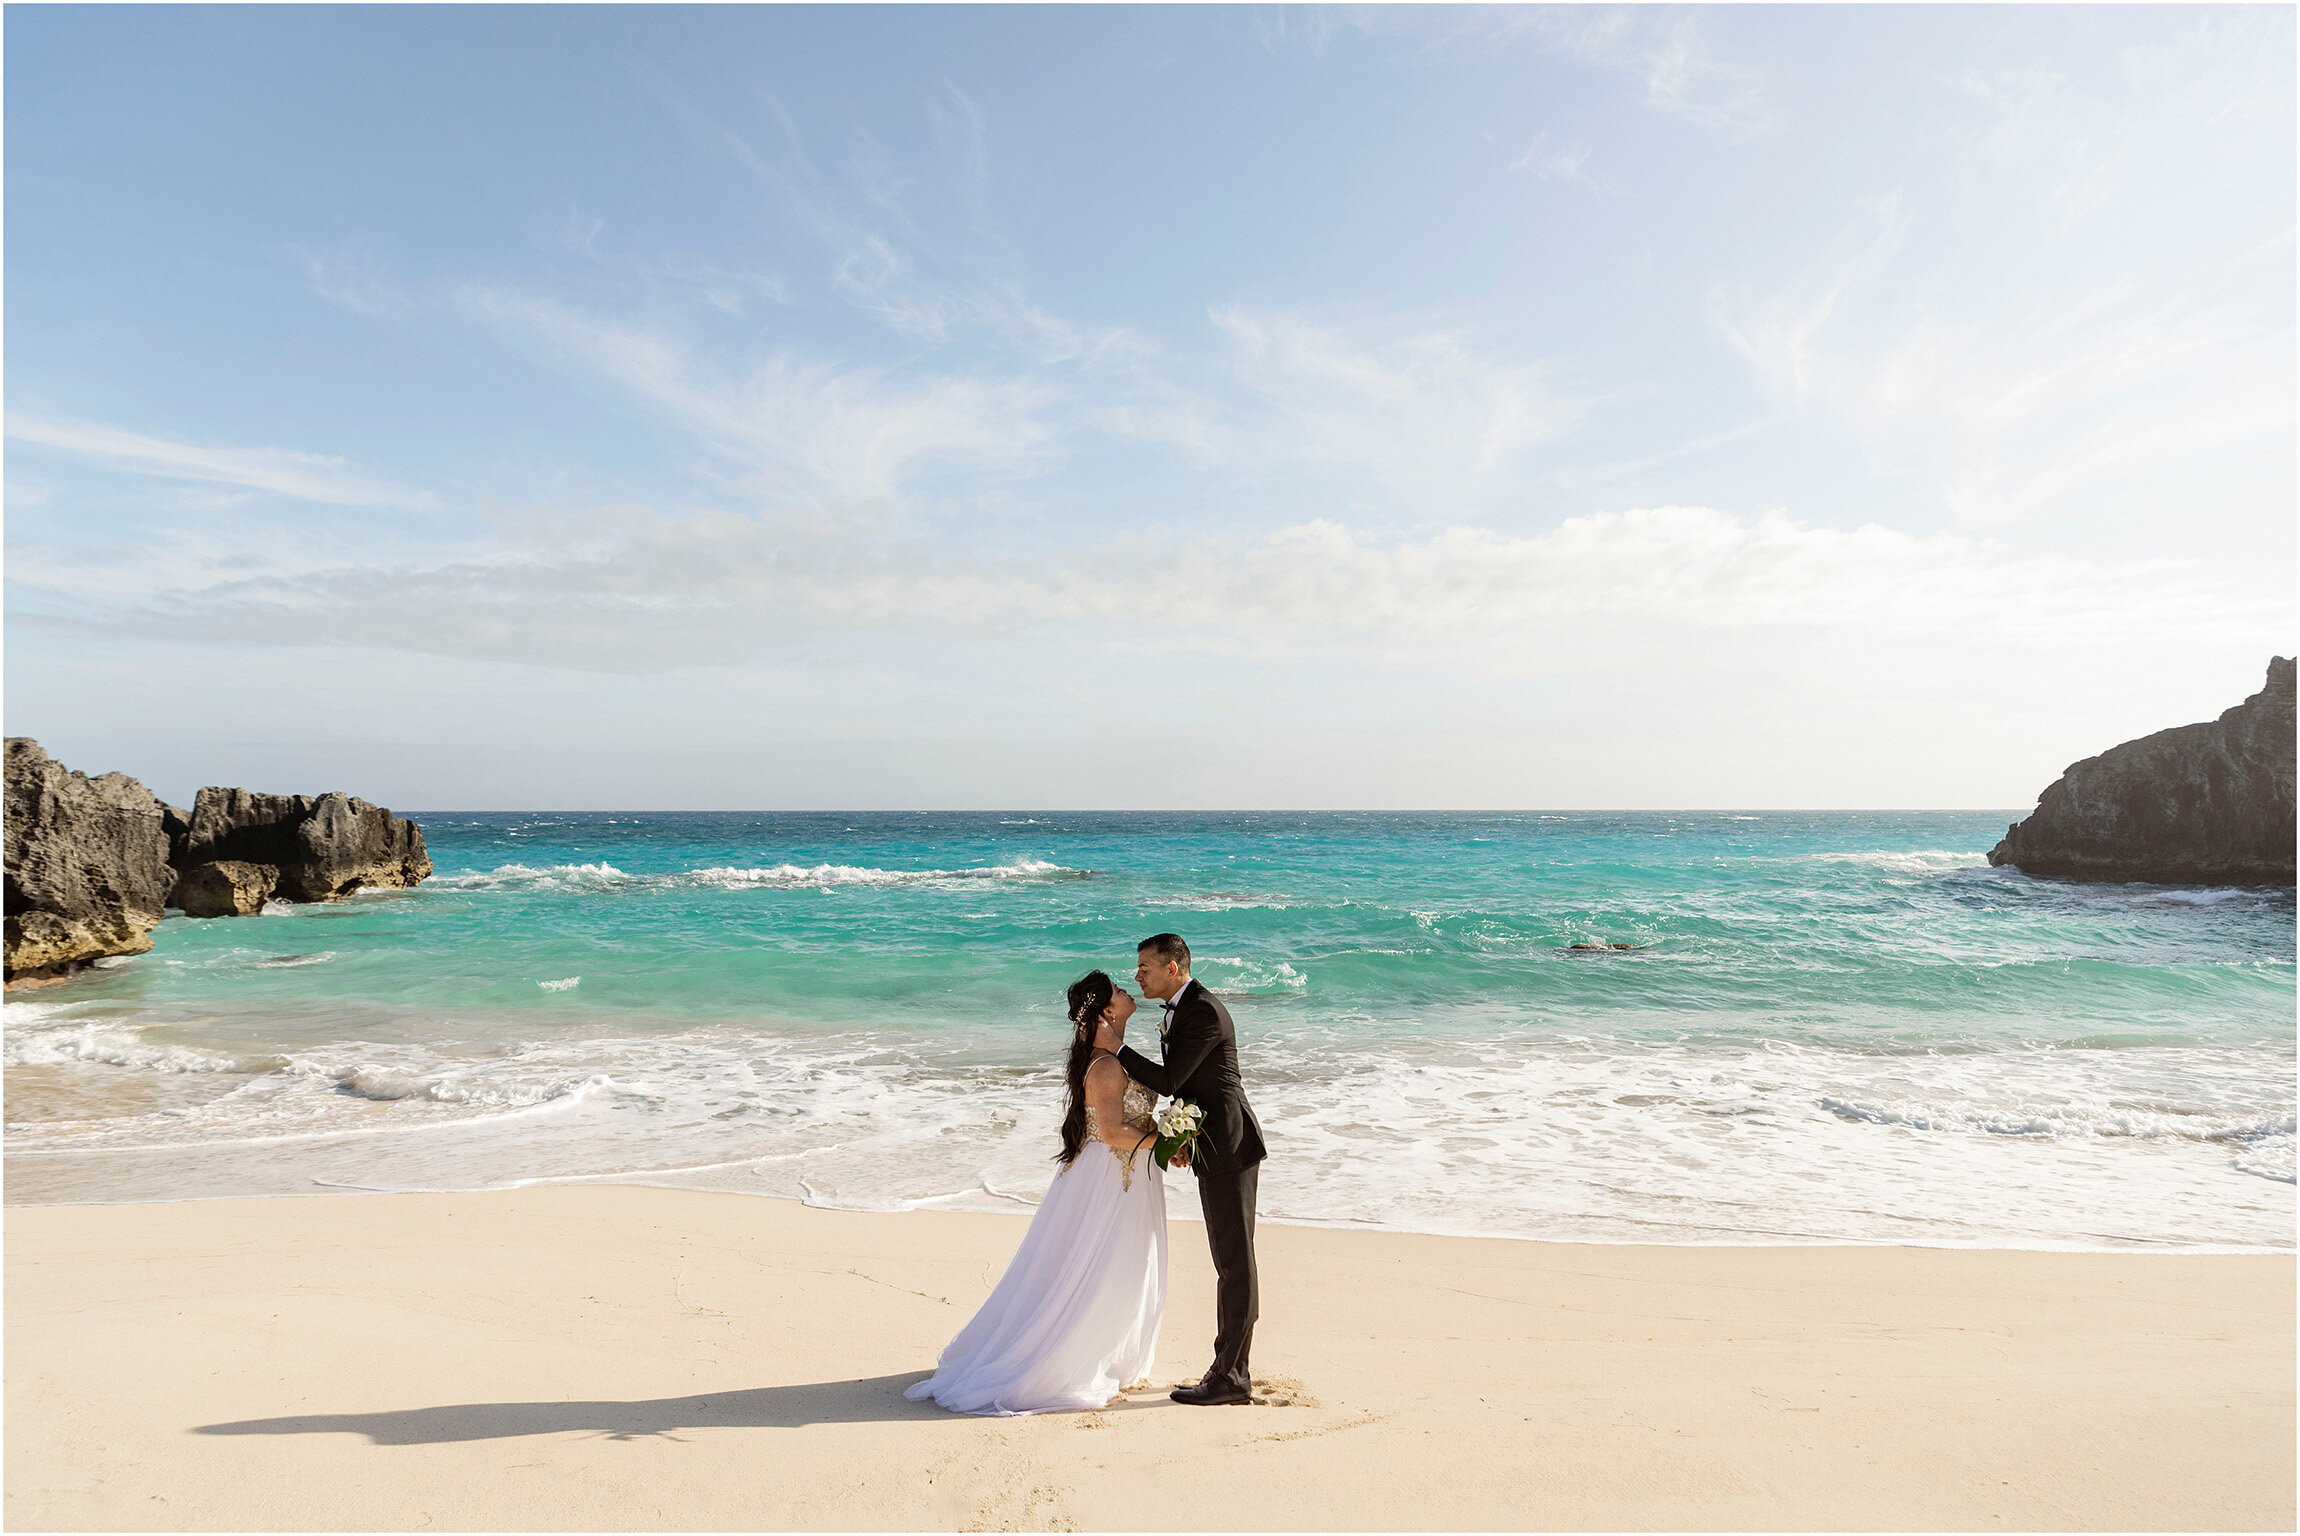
[199,1374,953,1444]
[195,1374,1180,1445]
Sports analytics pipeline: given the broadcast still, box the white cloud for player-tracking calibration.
[1253,6,1341,58]
[61,501,2279,678]
[1952,11,2290,237]
[1210,308,1586,516]
[1709,192,1907,403]
[4,413,432,509]
[1712,190,2291,527]
[1470,8,1777,139]
[1156,505,2274,658]
[565,224,789,317]
[1697,12,2298,530]
[1510,132,1601,188]
[459,288,1060,502]
[1855,293,2291,527]
[299,250,422,324]
[709,90,1091,359]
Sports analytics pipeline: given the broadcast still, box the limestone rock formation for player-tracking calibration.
[4,739,175,979]
[171,859,280,918]
[158,800,193,868]
[175,787,431,903]
[1989,658,2296,886]
[4,743,433,975]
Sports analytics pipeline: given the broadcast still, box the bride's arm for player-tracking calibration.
[1084,1057,1153,1153]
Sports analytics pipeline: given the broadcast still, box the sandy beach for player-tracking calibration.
[5,1185,2290,1532]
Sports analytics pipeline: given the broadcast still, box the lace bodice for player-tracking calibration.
[1085,1076,1156,1134]
[1080,1067,1158,1190]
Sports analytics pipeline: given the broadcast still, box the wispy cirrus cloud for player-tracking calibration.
[1712,184,2290,527]
[4,413,433,509]
[702,81,1122,364]
[1851,292,2290,528]
[313,247,1598,527]
[1460,6,1778,139]
[1708,192,1908,404]
[1510,132,1605,189]
[1276,5,1774,138]
[1705,14,2294,530]
[297,84,1599,530]
[1209,308,1588,516]
[1951,9,2291,237]
[457,287,1061,503]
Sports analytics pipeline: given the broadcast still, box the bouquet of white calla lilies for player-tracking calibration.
[1151,1098,1205,1171]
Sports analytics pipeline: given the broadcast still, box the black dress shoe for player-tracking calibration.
[1170,1380,1254,1406]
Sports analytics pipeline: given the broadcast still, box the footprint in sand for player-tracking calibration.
[1249,1375,1318,1407]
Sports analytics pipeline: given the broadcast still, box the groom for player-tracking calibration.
[1121,932,1268,1406]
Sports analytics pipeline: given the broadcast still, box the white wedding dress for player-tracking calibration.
[905,1070,1167,1415]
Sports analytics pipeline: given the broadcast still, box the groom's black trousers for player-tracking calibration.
[1195,1161,1260,1392]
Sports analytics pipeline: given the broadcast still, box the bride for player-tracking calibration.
[905,970,1168,1415]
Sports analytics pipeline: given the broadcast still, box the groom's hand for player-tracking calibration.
[1170,1145,1191,1169]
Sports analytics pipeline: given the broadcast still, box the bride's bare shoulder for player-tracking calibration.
[1084,1051,1126,1083]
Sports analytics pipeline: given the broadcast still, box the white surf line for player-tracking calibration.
[907,1181,1033,1207]
[791,1176,923,1211]
[3,1083,613,1154]
[490,1156,784,1188]
[306,1155,786,1194]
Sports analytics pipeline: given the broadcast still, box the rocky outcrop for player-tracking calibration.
[4,740,175,979]
[1989,658,2296,886]
[171,859,279,918]
[171,788,431,905]
[158,800,193,868]
[5,744,433,976]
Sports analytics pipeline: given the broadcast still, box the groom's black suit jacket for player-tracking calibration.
[1119,979,1267,1175]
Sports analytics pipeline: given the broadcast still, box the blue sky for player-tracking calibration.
[6,4,2292,809]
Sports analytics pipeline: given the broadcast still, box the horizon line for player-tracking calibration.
[385,806,2035,816]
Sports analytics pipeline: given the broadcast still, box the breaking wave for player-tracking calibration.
[1822,1094,2293,1144]
[338,1068,624,1109]
[3,1017,635,1152]
[1197,956,1310,995]
[7,1025,293,1078]
[1811,849,1987,873]
[434,859,1084,893]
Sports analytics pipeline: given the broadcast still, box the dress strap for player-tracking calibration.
[1088,1049,1121,1065]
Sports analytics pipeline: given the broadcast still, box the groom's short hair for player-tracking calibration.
[1138,933,1191,971]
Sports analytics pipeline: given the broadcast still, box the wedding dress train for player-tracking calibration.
[905,1076,1167,1415]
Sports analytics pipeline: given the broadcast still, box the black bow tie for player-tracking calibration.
[1160,999,1178,1011]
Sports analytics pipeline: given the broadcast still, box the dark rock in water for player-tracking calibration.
[4,746,432,969]
[177,787,432,903]
[1989,658,2296,886]
[172,859,280,918]
[3,739,175,980]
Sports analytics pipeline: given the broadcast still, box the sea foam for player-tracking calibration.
[434,858,1083,893]
[8,1002,2290,1244]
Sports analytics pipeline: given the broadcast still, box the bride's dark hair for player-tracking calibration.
[1057,970,1115,1166]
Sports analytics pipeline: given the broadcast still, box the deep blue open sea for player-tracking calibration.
[6,811,2292,1248]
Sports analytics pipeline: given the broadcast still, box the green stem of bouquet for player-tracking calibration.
[1152,1129,1197,1171]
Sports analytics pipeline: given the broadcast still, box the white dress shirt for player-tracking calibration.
[1158,977,1193,1038]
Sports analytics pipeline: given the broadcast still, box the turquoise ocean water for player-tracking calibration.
[6,811,2293,1248]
